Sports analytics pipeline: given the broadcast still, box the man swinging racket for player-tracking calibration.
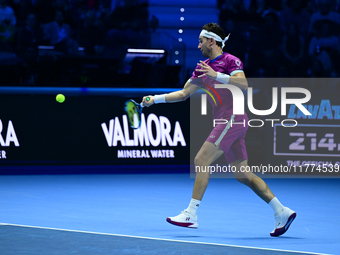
[142,22,296,237]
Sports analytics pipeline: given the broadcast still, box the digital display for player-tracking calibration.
[274,124,340,157]
[264,83,340,173]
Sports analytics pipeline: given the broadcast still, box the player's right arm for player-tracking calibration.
[142,80,199,107]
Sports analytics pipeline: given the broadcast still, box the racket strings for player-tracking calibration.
[125,100,142,128]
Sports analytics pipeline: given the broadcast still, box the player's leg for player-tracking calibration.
[192,141,224,200]
[166,141,224,228]
[231,159,274,203]
[231,159,296,237]
[167,117,249,229]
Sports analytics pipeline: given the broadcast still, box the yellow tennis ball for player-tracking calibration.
[56,94,65,103]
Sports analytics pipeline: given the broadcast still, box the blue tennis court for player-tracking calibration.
[1,167,338,255]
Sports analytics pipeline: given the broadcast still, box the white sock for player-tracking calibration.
[185,198,201,216]
[269,197,284,215]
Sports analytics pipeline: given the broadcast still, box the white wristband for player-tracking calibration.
[215,72,230,84]
[154,94,166,104]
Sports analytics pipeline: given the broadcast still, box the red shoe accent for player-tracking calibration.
[166,217,197,228]
[270,212,297,237]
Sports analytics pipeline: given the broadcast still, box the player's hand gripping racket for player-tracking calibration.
[124,97,150,129]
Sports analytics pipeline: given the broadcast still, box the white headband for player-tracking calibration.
[199,30,230,49]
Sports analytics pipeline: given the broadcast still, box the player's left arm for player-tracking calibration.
[228,71,248,90]
[196,60,248,90]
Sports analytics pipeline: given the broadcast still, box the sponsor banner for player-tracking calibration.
[0,93,189,165]
[0,119,19,160]
[101,113,187,160]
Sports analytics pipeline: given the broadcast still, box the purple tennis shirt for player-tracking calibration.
[190,52,247,121]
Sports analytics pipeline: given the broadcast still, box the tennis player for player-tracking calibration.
[142,23,296,237]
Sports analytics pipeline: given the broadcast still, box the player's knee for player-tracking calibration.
[194,154,206,166]
[194,155,202,166]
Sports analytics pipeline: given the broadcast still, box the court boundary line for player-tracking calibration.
[0,222,329,255]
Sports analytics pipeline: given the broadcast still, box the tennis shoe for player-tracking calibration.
[166,210,198,228]
[270,207,296,237]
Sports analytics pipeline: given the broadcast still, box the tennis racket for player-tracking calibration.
[124,97,150,129]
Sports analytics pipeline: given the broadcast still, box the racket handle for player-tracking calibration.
[140,97,150,107]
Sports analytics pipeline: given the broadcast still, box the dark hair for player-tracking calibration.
[202,23,226,48]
